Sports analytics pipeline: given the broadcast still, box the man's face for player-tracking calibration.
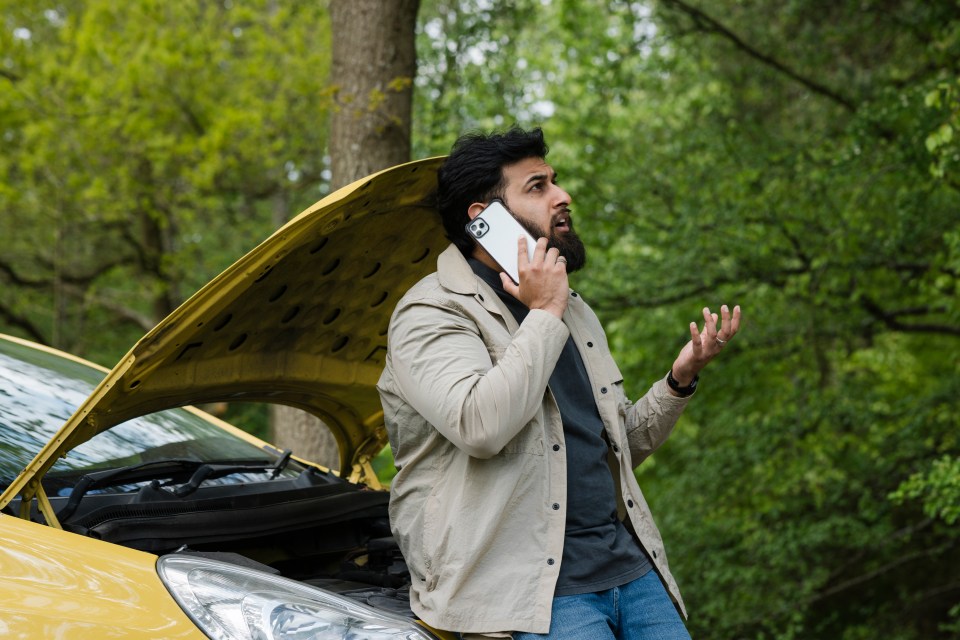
[499,157,587,272]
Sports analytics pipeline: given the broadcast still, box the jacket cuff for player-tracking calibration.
[524,308,571,340]
[655,374,695,405]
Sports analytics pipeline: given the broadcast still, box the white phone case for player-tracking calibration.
[465,200,537,284]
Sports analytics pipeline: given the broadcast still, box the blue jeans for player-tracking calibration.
[511,571,691,640]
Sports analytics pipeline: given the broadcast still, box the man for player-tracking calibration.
[377,127,740,639]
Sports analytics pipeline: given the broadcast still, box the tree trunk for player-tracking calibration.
[329,0,419,179]
[271,0,419,472]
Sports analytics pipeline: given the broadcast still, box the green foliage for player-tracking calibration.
[2,1,958,637]
[922,66,960,178]
[413,0,553,156]
[0,0,332,364]
[414,1,960,637]
[891,454,960,526]
[373,444,399,487]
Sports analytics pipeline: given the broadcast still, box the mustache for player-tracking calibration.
[511,211,587,273]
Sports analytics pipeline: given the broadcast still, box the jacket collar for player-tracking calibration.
[437,244,481,294]
[437,244,518,329]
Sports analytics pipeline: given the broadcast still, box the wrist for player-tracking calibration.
[666,369,698,397]
[533,300,567,318]
[543,305,566,319]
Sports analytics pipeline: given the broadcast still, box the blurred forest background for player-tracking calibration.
[1,1,958,638]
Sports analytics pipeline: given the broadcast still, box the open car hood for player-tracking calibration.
[5,157,446,505]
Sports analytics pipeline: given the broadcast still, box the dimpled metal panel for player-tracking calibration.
[12,158,447,488]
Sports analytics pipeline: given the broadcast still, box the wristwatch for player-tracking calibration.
[666,369,699,397]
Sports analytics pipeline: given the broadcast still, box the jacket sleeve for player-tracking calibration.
[387,298,569,459]
[624,376,691,466]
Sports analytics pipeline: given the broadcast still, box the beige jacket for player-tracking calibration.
[377,245,690,635]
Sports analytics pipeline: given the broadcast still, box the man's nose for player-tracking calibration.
[552,184,571,206]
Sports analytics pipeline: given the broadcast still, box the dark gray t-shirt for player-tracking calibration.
[468,259,651,596]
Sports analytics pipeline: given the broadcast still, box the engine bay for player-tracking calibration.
[43,467,415,617]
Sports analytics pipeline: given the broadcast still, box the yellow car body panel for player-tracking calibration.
[0,158,455,639]
[0,514,205,638]
[1,156,446,512]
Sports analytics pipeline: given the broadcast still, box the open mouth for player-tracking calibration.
[553,212,572,232]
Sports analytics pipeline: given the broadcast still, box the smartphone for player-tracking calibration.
[465,199,537,284]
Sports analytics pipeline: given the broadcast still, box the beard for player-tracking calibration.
[514,213,588,273]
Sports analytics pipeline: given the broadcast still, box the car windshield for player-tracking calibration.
[0,338,284,495]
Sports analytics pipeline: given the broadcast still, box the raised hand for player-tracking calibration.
[670,304,742,387]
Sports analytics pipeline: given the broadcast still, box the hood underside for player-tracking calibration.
[6,157,447,501]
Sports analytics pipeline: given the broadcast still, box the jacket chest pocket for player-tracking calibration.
[594,360,629,443]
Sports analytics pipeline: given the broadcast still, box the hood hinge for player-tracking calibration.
[346,455,382,490]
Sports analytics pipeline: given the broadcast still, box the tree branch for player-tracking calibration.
[169,89,206,136]
[33,256,131,287]
[736,530,954,634]
[589,263,807,314]
[861,296,960,337]
[823,518,933,585]
[2,248,133,290]
[70,288,156,332]
[0,258,47,288]
[0,305,47,344]
[812,540,956,605]
[659,0,857,112]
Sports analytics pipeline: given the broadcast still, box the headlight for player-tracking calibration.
[157,554,438,640]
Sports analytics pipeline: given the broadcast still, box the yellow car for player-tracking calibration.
[0,158,456,639]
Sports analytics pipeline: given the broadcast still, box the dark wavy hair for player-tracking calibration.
[437,127,549,255]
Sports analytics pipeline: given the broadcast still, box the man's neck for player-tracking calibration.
[471,248,500,273]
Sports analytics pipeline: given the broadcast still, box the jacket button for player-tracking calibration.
[552,444,560,452]
[552,503,560,510]
[547,558,555,565]
[652,550,658,559]
[627,499,634,508]
[612,444,620,453]
[478,294,484,301]
[601,387,608,394]
[587,341,594,347]
[571,292,578,297]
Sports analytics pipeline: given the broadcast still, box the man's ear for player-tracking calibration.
[467,202,487,220]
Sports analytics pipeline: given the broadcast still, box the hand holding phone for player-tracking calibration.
[466,200,569,317]
[464,199,537,284]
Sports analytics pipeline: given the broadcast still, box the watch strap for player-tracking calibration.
[667,369,699,397]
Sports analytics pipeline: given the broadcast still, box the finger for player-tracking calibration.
[714,305,729,342]
[531,237,549,263]
[689,321,702,355]
[718,304,736,340]
[702,307,718,339]
[546,246,561,263]
[730,304,742,334]
[517,236,533,267]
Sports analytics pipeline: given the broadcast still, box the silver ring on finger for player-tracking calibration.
[557,256,567,264]
[715,337,727,346]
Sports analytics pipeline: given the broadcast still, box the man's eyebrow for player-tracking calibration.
[524,170,557,186]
